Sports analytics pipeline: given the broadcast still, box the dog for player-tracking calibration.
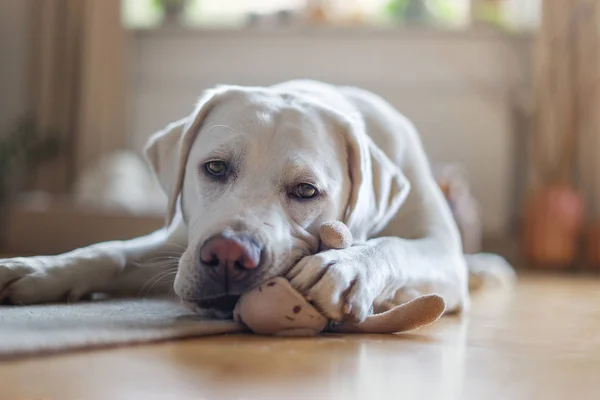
[0,80,513,321]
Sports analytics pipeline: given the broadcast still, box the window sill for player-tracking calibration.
[128,24,533,42]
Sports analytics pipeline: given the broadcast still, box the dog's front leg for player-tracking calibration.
[0,218,187,305]
[288,236,468,322]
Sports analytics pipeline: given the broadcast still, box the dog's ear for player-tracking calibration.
[144,88,227,226]
[144,118,187,200]
[339,115,410,242]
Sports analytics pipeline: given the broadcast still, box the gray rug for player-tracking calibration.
[0,299,245,360]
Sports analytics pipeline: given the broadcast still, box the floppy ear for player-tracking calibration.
[144,88,227,226]
[341,116,411,242]
[144,118,187,200]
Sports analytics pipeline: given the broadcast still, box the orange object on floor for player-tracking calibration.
[521,184,585,270]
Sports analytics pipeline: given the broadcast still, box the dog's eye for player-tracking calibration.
[204,161,228,177]
[292,183,319,199]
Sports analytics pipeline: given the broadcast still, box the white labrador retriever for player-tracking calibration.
[0,80,511,321]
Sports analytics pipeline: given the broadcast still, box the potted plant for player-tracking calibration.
[0,116,61,244]
[153,0,190,24]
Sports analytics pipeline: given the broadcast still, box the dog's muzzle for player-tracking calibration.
[198,232,263,294]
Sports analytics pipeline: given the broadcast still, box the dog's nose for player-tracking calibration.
[199,234,262,282]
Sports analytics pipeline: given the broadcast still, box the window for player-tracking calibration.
[122,0,540,31]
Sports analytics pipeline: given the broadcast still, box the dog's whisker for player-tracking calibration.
[144,252,177,257]
[148,252,183,258]
[140,268,177,290]
[144,272,178,296]
[140,262,179,273]
[130,258,178,268]
[142,255,182,265]
[144,257,181,264]
[140,272,177,297]
[156,249,185,255]
[139,268,178,296]
[143,256,180,263]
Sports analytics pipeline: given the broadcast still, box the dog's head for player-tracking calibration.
[145,84,409,312]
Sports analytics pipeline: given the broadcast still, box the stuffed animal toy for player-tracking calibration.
[233,221,447,336]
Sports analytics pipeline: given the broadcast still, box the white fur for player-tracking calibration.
[0,80,497,321]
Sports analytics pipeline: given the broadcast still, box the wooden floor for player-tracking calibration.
[0,274,599,400]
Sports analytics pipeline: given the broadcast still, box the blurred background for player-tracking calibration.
[0,0,598,274]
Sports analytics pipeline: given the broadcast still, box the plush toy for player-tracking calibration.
[233,221,446,336]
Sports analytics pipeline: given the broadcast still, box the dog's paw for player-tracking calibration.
[0,257,90,305]
[287,246,383,323]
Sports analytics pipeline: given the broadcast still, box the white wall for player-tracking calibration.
[128,28,532,235]
[0,0,31,137]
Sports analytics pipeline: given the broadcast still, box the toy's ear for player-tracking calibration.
[144,88,228,226]
[340,115,411,242]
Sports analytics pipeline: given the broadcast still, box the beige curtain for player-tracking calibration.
[573,2,600,220]
[30,0,127,193]
[531,0,600,217]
